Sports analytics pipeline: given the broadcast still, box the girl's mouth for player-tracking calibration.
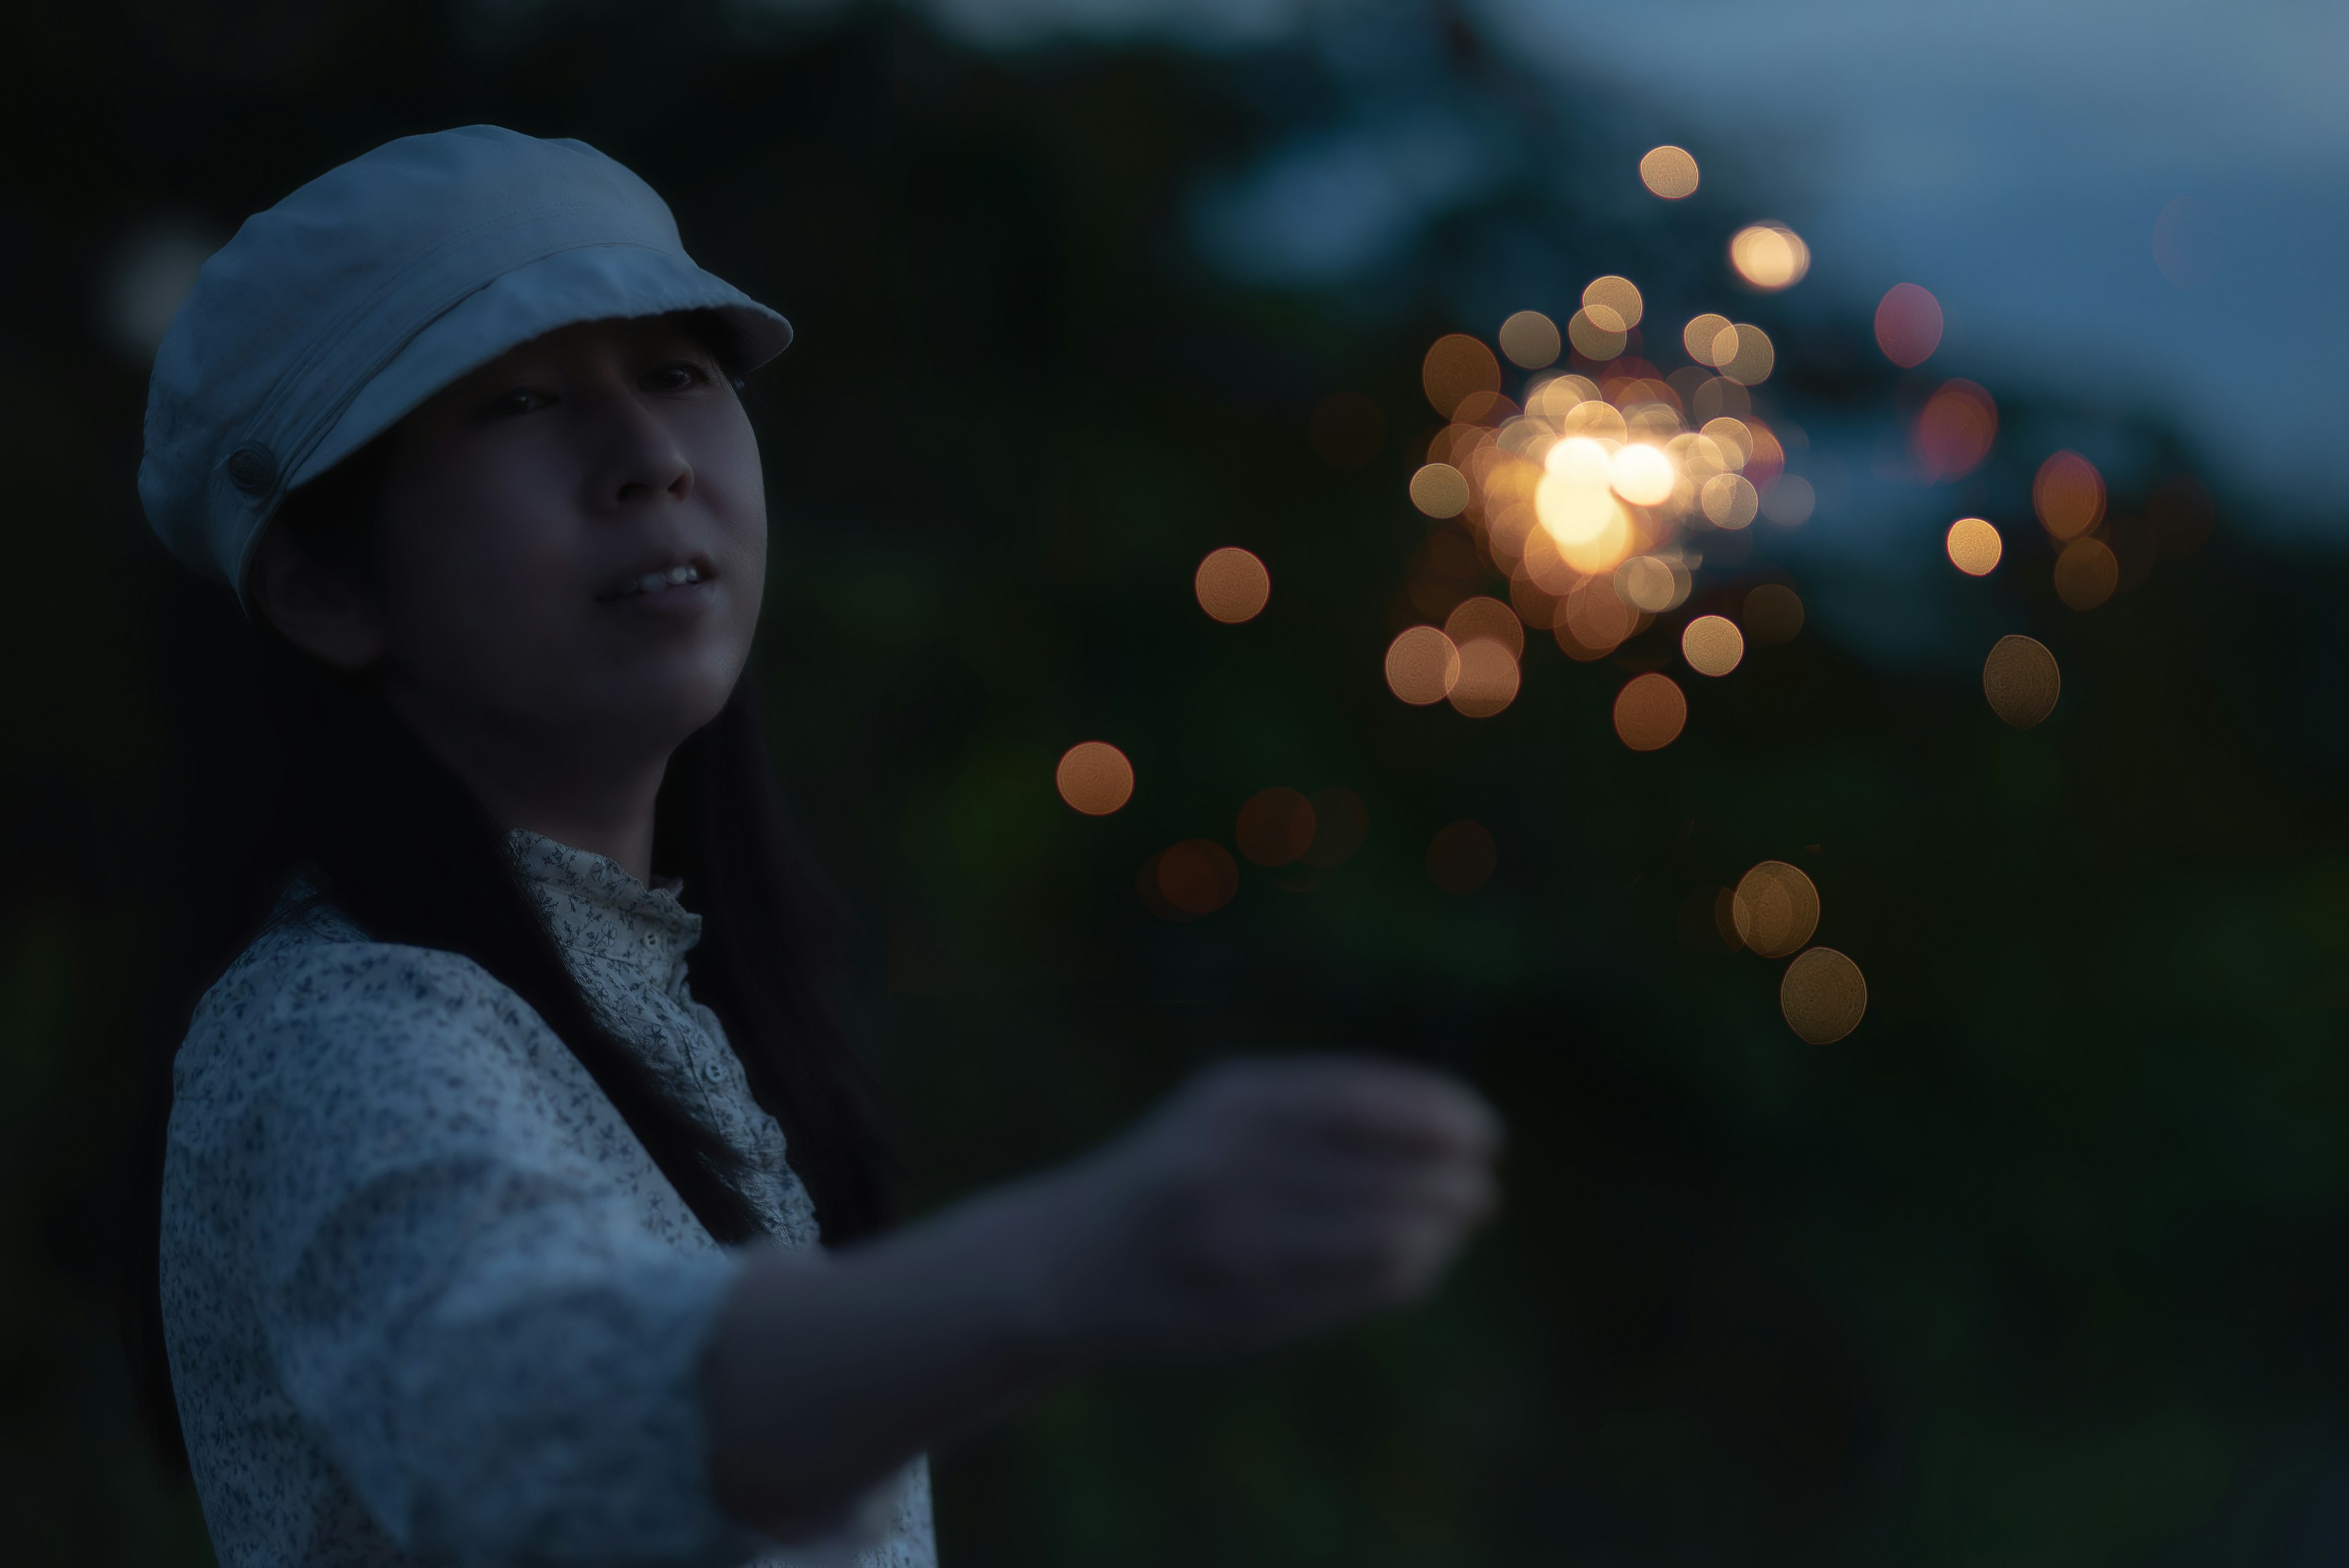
[599,562,708,601]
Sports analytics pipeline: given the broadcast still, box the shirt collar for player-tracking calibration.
[503,827,703,981]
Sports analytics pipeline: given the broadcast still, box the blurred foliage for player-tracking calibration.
[10,1,2349,1565]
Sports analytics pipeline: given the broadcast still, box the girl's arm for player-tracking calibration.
[702,1053,1504,1543]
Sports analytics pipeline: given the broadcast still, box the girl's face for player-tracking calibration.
[357,313,766,766]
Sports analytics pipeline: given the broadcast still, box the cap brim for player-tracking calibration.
[280,241,792,496]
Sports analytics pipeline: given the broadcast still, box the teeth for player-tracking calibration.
[612,564,704,598]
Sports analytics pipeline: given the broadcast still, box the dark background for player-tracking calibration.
[9,2,2349,1564]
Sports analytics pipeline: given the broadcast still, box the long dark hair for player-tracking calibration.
[119,310,905,1479]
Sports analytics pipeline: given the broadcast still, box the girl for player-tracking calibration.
[130,124,1504,1567]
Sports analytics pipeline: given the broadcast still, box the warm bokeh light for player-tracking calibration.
[1682,614,1745,676]
[1743,582,1804,645]
[1427,820,1497,896]
[2054,537,2120,611]
[1386,625,1462,705]
[1498,309,1561,369]
[1193,546,1270,623]
[1983,634,2061,729]
[1874,283,1943,368]
[1151,839,1239,918]
[1619,555,1684,613]
[1701,472,1757,529]
[1583,275,1644,333]
[1945,517,2003,575]
[1611,443,1674,506]
[1639,145,1700,199]
[1781,947,1866,1043]
[1692,376,1751,422]
[1303,786,1370,868]
[1699,416,1752,466]
[1055,741,1134,816]
[1422,333,1502,418]
[1446,639,1521,718]
[1236,787,1316,866]
[1729,223,1809,290]
[1409,463,1471,518]
[1761,474,1814,525]
[1613,672,1687,751]
[1717,323,1774,385]
[1444,595,1525,660]
[1567,308,1628,361]
[1560,399,1628,443]
[1683,313,1732,365]
[1560,577,1639,657]
[2033,450,2106,540]
[1911,379,1997,481]
[1733,861,1819,957]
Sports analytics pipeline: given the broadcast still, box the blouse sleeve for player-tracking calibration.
[176,937,865,1568]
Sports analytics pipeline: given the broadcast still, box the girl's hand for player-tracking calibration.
[1025,1053,1506,1362]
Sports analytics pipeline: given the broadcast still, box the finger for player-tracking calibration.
[1259,1148,1498,1220]
[1294,1079,1505,1161]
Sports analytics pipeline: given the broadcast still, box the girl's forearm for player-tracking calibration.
[696,1170,1100,1544]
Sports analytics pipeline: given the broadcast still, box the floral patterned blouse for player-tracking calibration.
[158,828,938,1568]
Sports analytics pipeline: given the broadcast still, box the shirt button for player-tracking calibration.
[642,932,661,951]
[702,1060,725,1085]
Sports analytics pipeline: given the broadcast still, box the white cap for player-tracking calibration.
[138,124,794,619]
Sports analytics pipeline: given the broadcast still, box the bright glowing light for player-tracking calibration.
[1427,820,1498,895]
[1946,518,2002,575]
[1236,787,1316,866]
[1056,742,1134,816]
[1409,463,1471,518]
[1729,223,1809,290]
[1683,313,1732,366]
[1639,146,1699,199]
[2033,451,2106,540]
[1611,443,1675,507]
[1444,595,1525,660]
[1447,639,1521,718]
[1583,275,1645,333]
[1912,379,1997,481]
[1682,615,1745,676]
[1781,948,1866,1043]
[2054,537,2120,611]
[1422,333,1502,419]
[1743,583,1803,645]
[1733,861,1819,957]
[1701,472,1757,529]
[1498,310,1562,369]
[1567,309,1628,362]
[1874,283,1943,368]
[1193,547,1271,622]
[1386,626,1462,705]
[1983,634,2060,728]
[1614,672,1687,751]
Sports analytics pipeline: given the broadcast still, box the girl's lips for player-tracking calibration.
[596,576,718,619]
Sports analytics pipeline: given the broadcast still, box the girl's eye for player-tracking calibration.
[648,360,711,391]
[488,387,552,417]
